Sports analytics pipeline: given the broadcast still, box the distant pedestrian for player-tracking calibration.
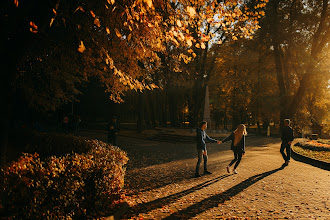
[280,119,294,166]
[221,124,247,174]
[195,121,221,178]
[108,116,120,146]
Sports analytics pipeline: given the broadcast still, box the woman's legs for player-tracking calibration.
[234,152,243,169]
[229,151,238,166]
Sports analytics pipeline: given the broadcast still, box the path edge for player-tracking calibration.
[291,148,330,171]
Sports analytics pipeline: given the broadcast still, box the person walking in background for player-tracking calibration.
[280,119,294,166]
[195,121,221,178]
[108,115,120,146]
[221,124,247,174]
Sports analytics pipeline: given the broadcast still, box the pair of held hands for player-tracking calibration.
[202,140,245,156]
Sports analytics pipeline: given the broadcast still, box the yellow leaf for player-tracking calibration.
[90,10,96,18]
[14,0,19,7]
[78,41,86,53]
[50,18,55,27]
[29,21,38,33]
[201,42,206,49]
[106,27,110,34]
[187,39,193,47]
[94,18,101,27]
[176,20,182,27]
[53,8,57,15]
[115,28,122,38]
[187,6,196,17]
[127,34,132,41]
[144,0,153,8]
[195,43,200,48]
[192,53,196,58]
[74,6,84,13]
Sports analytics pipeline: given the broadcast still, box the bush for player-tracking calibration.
[0,138,128,219]
[10,129,93,157]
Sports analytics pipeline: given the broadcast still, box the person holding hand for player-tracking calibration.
[195,121,221,177]
[221,124,247,174]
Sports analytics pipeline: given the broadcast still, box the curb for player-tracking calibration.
[291,148,330,171]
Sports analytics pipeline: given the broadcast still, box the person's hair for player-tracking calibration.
[199,121,207,128]
[284,119,291,125]
[234,124,247,146]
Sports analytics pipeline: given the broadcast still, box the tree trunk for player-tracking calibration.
[137,92,146,132]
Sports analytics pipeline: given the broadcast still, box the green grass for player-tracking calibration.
[292,145,330,163]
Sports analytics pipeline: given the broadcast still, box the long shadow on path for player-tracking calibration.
[163,167,283,219]
[125,174,232,218]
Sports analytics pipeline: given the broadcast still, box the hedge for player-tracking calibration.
[0,133,128,219]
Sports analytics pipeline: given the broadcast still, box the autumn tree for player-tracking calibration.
[0,0,267,163]
[265,0,330,127]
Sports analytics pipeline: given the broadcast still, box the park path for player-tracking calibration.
[119,137,330,220]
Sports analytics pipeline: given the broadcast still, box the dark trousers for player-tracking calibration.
[280,143,291,162]
[108,135,118,146]
[229,150,242,169]
[195,149,208,174]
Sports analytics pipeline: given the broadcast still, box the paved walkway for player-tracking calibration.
[119,137,330,219]
[78,130,330,219]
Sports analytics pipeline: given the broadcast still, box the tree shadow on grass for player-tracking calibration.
[163,167,283,219]
[125,174,233,218]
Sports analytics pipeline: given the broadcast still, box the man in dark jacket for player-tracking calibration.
[108,116,120,146]
[195,121,220,177]
[281,119,294,166]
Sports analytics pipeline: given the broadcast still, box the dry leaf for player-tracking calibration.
[94,18,101,27]
[176,20,182,27]
[90,10,96,18]
[50,18,55,27]
[78,41,86,53]
[74,6,85,13]
[106,27,110,34]
[29,21,38,33]
[144,0,153,8]
[53,8,57,15]
[187,6,196,17]
[115,29,122,38]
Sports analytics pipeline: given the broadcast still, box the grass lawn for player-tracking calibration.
[292,145,330,163]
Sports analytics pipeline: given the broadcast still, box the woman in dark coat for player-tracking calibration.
[221,124,247,174]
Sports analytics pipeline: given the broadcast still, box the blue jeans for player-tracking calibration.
[196,149,208,174]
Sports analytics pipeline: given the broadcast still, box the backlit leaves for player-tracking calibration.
[29,21,38,33]
[77,41,86,53]
[94,18,101,27]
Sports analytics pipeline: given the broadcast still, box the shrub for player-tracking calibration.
[10,129,93,157]
[0,139,128,219]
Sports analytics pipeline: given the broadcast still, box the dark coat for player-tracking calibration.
[222,133,246,153]
[281,126,294,144]
[108,121,120,136]
[196,128,217,151]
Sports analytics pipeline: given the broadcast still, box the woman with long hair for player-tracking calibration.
[221,124,247,174]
